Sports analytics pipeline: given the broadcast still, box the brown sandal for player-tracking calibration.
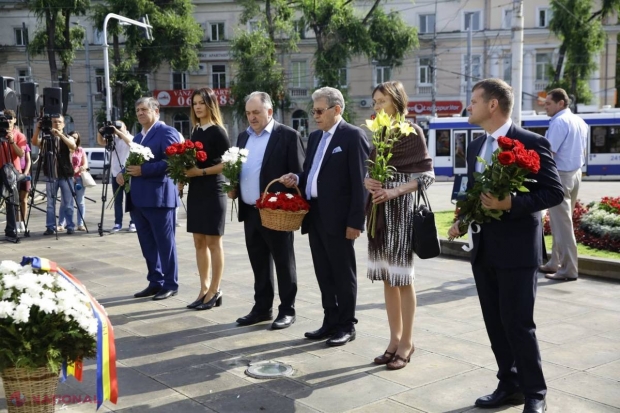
[386,346,415,370]
[373,350,395,365]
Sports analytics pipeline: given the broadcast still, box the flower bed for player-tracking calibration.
[543,196,620,253]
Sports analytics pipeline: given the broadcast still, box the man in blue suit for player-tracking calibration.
[126,97,181,300]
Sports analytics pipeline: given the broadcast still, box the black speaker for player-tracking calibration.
[43,87,63,116]
[20,82,38,118]
[1,76,18,112]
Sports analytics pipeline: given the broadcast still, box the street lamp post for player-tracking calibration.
[73,22,95,147]
[102,13,152,122]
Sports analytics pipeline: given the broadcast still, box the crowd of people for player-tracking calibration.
[2,77,586,413]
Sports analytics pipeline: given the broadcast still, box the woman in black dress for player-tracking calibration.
[183,88,230,310]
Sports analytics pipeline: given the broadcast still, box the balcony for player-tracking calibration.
[289,88,308,97]
[416,85,432,95]
[534,80,549,91]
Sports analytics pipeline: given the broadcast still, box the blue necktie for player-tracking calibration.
[305,132,330,200]
[483,135,494,165]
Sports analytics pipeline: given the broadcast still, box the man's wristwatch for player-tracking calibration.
[202,169,207,176]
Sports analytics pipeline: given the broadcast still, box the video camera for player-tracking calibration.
[100,120,122,141]
[38,87,63,138]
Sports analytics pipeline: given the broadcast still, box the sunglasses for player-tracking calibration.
[311,106,335,116]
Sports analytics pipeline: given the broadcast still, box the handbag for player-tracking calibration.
[412,178,441,259]
[81,170,97,188]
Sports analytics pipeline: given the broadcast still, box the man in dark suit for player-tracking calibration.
[230,91,305,329]
[449,79,563,413]
[282,87,370,347]
[127,97,182,301]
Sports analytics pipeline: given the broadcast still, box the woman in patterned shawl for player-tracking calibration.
[364,81,435,370]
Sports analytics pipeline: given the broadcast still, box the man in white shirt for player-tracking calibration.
[542,88,589,281]
[97,121,136,232]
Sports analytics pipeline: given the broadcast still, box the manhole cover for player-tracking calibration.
[245,361,294,379]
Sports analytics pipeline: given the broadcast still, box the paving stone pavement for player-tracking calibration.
[1,181,620,413]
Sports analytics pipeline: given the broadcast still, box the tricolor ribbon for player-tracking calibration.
[461,222,481,252]
[21,257,118,410]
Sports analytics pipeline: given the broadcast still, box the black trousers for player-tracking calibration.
[472,249,547,400]
[308,199,358,332]
[1,182,17,236]
[243,205,297,316]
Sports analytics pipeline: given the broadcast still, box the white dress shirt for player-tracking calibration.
[476,119,513,173]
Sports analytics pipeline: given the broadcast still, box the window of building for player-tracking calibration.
[419,14,435,34]
[502,9,513,29]
[503,55,512,83]
[95,68,105,94]
[418,57,432,85]
[537,8,552,28]
[463,55,482,82]
[173,113,191,140]
[15,27,28,46]
[291,61,306,88]
[536,53,552,81]
[93,28,104,45]
[248,20,260,33]
[17,68,29,84]
[464,11,482,31]
[292,109,309,139]
[212,65,226,89]
[337,67,348,88]
[210,22,225,41]
[376,66,392,84]
[294,19,306,39]
[172,72,188,90]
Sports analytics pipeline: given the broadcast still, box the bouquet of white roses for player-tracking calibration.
[0,260,98,372]
[222,146,249,220]
[108,142,154,209]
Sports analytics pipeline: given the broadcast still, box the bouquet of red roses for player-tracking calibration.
[455,136,541,236]
[165,140,207,185]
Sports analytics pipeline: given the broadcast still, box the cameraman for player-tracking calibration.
[32,115,77,235]
[97,121,135,232]
[0,110,27,242]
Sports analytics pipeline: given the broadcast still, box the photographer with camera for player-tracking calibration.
[97,120,136,232]
[0,110,27,242]
[32,115,77,235]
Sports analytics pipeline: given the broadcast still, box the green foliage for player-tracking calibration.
[230,29,287,119]
[548,0,610,102]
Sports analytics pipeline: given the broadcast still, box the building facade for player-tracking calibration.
[1,0,618,146]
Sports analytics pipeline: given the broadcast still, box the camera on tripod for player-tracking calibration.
[38,87,63,138]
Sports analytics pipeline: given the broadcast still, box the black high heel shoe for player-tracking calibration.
[186,293,207,309]
[195,291,223,310]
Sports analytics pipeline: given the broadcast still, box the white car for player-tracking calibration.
[83,147,108,178]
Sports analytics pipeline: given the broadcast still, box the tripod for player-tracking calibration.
[98,135,125,236]
[26,131,86,239]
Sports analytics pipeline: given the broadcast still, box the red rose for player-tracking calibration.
[497,136,514,150]
[165,146,177,156]
[173,142,184,150]
[185,140,195,149]
[513,140,525,150]
[527,150,541,173]
[177,146,186,154]
[196,150,207,162]
[194,141,204,150]
[497,151,516,166]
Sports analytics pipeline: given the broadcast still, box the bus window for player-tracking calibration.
[591,126,620,153]
[454,131,466,168]
[436,130,451,156]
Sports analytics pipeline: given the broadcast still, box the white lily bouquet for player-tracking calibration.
[108,142,154,209]
[0,260,98,372]
[222,146,249,220]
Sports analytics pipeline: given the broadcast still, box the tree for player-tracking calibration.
[26,0,90,115]
[549,0,617,103]
[230,0,298,119]
[299,0,418,120]
[92,0,203,126]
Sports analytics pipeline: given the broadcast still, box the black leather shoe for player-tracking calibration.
[475,389,525,408]
[133,286,161,298]
[186,293,207,309]
[236,312,273,326]
[195,291,223,310]
[523,398,546,413]
[304,325,336,340]
[152,288,178,300]
[272,315,296,330]
[326,330,356,347]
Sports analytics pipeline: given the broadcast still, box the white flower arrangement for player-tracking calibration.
[0,261,98,372]
[128,142,155,161]
[222,146,249,220]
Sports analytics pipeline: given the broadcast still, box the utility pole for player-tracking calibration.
[23,22,33,82]
[465,13,473,109]
[430,0,438,117]
[74,22,95,147]
[510,0,524,124]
